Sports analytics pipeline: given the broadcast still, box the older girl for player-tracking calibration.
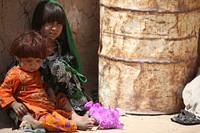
[32,0,95,130]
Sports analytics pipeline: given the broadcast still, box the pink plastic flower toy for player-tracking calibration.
[84,101,124,129]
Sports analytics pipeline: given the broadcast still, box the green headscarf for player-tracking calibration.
[44,0,82,74]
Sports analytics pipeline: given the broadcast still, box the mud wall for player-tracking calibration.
[0,0,99,96]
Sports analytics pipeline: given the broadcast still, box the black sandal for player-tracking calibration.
[171,109,200,125]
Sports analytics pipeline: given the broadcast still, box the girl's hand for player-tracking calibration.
[47,88,56,103]
[10,101,28,117]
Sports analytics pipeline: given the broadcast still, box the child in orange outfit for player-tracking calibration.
[0,30,94,132]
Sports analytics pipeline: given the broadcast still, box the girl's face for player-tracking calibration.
[40,21,63,41]
[17,57,43,72]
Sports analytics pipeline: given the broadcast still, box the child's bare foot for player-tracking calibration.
[72,112,95,130]
[20,114,43,130]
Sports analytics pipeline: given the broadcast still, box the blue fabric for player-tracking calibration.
[22,128,46,133]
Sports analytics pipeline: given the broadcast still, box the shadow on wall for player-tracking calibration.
[0,110,16,129]
[197,28,200,70]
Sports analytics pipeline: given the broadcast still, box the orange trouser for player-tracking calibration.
[37,110,77,132]
[35,93,77,132]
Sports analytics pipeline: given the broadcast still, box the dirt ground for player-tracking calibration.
[0,110,199,133]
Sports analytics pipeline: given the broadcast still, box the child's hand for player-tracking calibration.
[10,101,28,117]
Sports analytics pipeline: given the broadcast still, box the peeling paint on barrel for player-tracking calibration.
[99,0,200,114]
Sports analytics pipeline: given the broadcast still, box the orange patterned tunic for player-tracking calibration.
[0,66,77,132]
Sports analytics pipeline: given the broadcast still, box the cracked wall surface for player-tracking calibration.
[0,0,99,96]
[0,0,37,82]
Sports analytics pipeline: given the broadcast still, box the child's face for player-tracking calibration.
[40,21,63,41]
[17,57,43,72]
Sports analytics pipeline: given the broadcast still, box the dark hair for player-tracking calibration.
[10,30,48,59]
[32,1,66,31]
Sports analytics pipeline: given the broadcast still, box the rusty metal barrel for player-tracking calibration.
[98,0,200,114]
